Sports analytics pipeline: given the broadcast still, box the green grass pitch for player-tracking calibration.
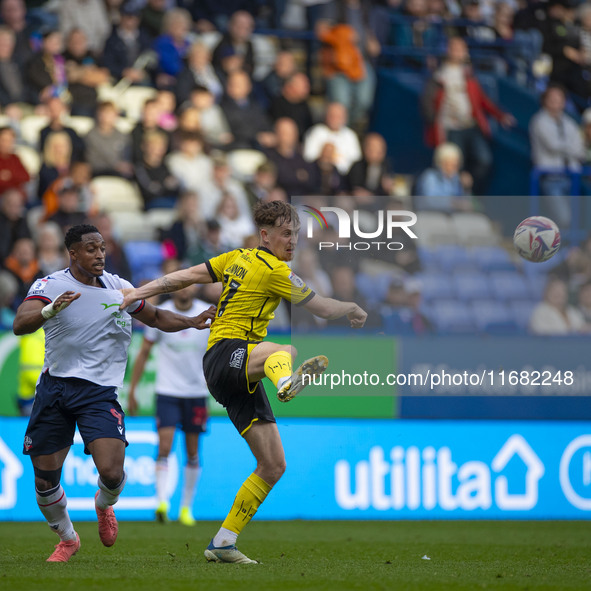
[1,521,589,591]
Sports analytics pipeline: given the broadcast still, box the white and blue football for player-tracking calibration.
[513,216,561,263]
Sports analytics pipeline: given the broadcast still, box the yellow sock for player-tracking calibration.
[221,473,272,534]
[263,351,293,388]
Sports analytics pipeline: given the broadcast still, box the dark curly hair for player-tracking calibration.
[252,200,300,230]
[64,224,100,249]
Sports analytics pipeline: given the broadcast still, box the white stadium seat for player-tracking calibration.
[14,144,41,176]
[227,149,267,182]
[20,115,49,146]
[90,176,143,213]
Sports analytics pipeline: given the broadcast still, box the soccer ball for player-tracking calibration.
[513,216,561,263]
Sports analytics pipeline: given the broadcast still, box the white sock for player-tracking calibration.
[155,457,169,504]
[277,376,290,390]
[36,484,77,541]
[213,526,238,548]
[181,462,201,509]
[95,472,127,510]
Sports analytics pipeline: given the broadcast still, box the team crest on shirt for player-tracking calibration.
[288,272,304,288]
[24,436,33,451]
[229,348,246,369]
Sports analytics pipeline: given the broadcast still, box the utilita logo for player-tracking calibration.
[303,205,417,251]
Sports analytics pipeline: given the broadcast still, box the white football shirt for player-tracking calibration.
[143,298,210,398]
[25,269,144,388]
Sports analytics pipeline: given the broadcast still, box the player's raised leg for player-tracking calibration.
[32,449,80,563]
[89,438,126,547]
[205,421,285,564]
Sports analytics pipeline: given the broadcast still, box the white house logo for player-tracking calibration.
[559,434,591,510]
[334,434,544,511]
[0,437,24,510]
[303,205,417,252]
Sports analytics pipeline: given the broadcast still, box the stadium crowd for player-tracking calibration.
[1,0,591,336]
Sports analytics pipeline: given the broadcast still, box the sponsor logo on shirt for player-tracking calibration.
[31,279,48,291]
[288,272,304,288]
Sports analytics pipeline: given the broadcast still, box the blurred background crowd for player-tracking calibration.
[1,0,591,337]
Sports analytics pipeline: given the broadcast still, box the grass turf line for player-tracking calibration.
[0,521,589,591]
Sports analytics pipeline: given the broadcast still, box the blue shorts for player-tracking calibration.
[155,395,208,433]
[23,372,128,457]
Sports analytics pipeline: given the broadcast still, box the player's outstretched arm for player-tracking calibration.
[303,294,367,328]
[13,291,81,335]
[120,263,213,310]
[134,303,216,333]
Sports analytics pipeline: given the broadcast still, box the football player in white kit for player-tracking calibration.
[13,225,215,563]
[127,284,212,526]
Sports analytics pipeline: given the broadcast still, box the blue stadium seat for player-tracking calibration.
[470,246,516,272]
[416,246,439,270]
[489,271,530,301]
[437,245,474,272]
[525,273,549,301]
[429,300,476,333]
[356,272,391,305]
[471,300,520,334]
[415,272,455,302]
[508,300,535,331]
[453,271,492,301]
[123,241,164,283]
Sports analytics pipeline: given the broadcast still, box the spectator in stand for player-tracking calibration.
[492,2,515,41]
[220,70,273,150]
[529,83,584,230]
[37,221,68,275]
[155,89,177,132]
[529,277,587,335]
[152,8,193,90]
[303,102,362,175]
[185,218,229,266]
[318,0,381,128]
[421,36,515,196]
[2,237,42,303]
[263,117,317,198]
[456,0,496,44]
[576,280,591,324]
[38,131,71,201]
[269,72,314,141]
[25,29,68,105]
[188,0,260,32]
[39,97,86,162]
[59,0,110,54]
[90,211,132,279]
[216,192,256,249]
[0,268,18,328]
[381,277,434,335]
[327,265,373,328]
[176,42,223,106]
[347,132,393,196]
[140,0,167,40]
[313,142,344,195]
[42,161,94,222]
[131,98,170,163]
[85,101,132,177]
[63,28,110,117]
[0,0,33,68]
[199,151,251,219]
[563,3,591,100]
[166,131,213,194]
[47,183,89,234]
[390,0,441,58]
[134,129,180,210]
[171,105,201,150]
[0,187,30,263]
[0,126,29,198]
[261,51,298,101]
[542,0,577,94]
[582,108,591,164]
[212,10,255,80]
[102,3,151,84]
[414,142,473,212]
[188,86,233,148]
[0,25,26,106]
[160,191,203,261]
[245,160,278,205]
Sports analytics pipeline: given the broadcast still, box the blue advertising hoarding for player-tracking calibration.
[1,417,590,521]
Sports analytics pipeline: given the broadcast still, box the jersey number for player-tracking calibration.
[218,276,241,317]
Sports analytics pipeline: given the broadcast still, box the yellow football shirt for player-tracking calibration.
[205,247,315,349]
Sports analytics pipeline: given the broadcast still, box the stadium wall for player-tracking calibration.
[0,417,590,520]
